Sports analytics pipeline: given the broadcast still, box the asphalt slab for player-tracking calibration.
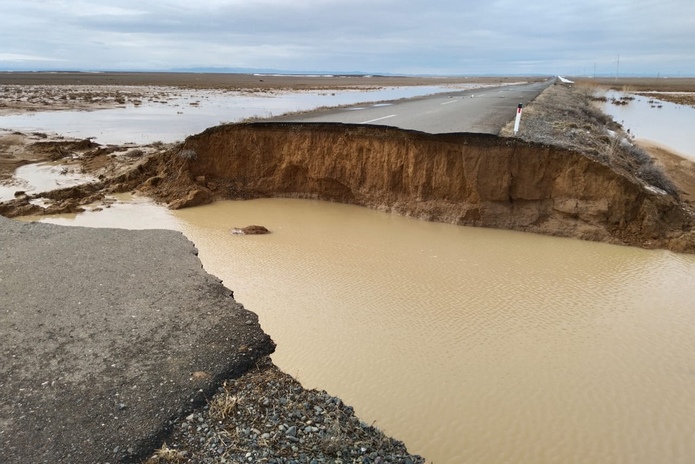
[0,215,275,463]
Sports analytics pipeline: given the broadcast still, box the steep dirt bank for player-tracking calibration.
[134,122,693,252]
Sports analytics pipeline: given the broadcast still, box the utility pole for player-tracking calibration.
[615,54,620,82]
[593,62,596,79]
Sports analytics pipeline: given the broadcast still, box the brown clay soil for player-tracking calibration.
[573,77,695,93]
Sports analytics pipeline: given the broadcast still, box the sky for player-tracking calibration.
[1,0,694,76]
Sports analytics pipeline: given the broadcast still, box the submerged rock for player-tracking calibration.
[168,122,693,253]
[231,225,270,235]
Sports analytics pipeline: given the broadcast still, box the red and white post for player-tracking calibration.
[513,103,523,135]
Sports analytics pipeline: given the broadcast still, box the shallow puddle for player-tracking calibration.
[0,162,95,201]
[16,193,181,229]
[22,197,695,464]
[603,91,695,160]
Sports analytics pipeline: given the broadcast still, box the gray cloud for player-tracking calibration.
[1,0,693,75]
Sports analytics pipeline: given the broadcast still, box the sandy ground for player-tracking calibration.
[638,140,695,206]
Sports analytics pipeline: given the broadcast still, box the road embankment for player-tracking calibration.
[133,122,694,253]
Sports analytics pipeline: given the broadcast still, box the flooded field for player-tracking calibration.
[20,196,695,464]
[0,85,473,145]
[0,162,94,201]
[603,90,695,160]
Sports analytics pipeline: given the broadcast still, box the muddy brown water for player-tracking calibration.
[20,196,695,464]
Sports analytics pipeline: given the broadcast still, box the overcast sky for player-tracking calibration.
[1,0,693,76]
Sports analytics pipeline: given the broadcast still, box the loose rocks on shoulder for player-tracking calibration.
[146,357,424,464]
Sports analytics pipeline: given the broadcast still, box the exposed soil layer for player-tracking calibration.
[119,121,692,253]
[0,128,171,217]
[146,357,424,463]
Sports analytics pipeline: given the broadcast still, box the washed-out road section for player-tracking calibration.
[0,215,275,463]
[277,80,553,133]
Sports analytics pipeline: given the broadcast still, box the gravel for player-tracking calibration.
[145,357,424,464]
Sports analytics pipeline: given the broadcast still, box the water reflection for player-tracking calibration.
[174,199,695,464]
[16,193,181,229]
[0,162,95,201]
[23,197,695,463]
[602,91,695,160]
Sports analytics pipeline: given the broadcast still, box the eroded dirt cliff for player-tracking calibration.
[137,122,694,252]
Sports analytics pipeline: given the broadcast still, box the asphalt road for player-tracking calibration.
[0,216,275,463]
[278,80,553,134]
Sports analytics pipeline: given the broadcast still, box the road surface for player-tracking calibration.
[277,80,553,134]
[0,216,274,463]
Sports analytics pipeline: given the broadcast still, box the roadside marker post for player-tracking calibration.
[513,103,523,135]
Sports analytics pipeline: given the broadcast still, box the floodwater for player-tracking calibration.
[0,162,95,201]
[8,84,695,462]
[602,91,695,160]
[22,196,695,464]
[0,85,472,145]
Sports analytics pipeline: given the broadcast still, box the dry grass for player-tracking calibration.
[207,387,239,421]
[572,77,695,93]
[637,92,695,108]
[502,82,678,196]
[146,443,186,463]
[319,416,347,455]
